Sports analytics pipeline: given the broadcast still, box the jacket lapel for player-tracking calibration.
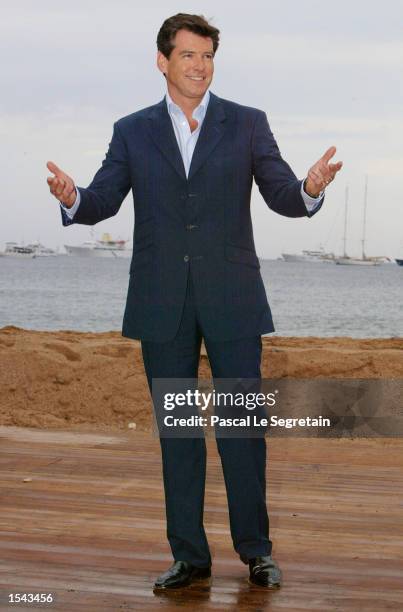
[188,93,226,181]
[147,99,187,181]
[147,92,227,182]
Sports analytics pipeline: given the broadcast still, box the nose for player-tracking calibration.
[192,55,205,72]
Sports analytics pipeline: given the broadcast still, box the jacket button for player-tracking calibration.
[184,255,190,262]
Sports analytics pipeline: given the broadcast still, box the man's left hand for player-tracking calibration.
[305,146,343,197]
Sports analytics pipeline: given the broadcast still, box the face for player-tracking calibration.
[157,29,214,104]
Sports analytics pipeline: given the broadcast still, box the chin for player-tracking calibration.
[191,84,209,94]
[183,89,206,98]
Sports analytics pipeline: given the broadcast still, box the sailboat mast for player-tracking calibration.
[343,186,349,258]
[361,175,368,260]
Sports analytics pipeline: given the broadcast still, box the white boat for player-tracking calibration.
[29,242,58,257]
[282,248,335,263]
[3,242,36,258]
[64,233,132,258]
[64,240,97,257]
[335,256,378,266]
[2,241,59,258]
[334,180,379,266]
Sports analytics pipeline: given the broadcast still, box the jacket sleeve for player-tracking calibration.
[62,121,132,227]
[252,110,323,218]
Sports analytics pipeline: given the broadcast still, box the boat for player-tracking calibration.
[336,256,378,266]
[2,242,36,258]
[64,240,97,257]
[29,242,59,257]
[335,180,380,266]
[1,241,59,258]
[281,247,335,263]
[64,233,132,258]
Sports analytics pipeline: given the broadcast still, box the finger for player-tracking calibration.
[321,146,336,164]
[319,162,333,179]
[48,177,63,194]
[329,161,343,173]
[48,181,57,197]
[326,162,343,180]
[309,168,325,184]
[46,161,64,178]
[58,175,72,192]
[54,178,66,197]
[56,181,66,196]
[48,177,60,194]
[60,184,75,202]
[319,157,341,179]
[48,176,67,194]
[310,166,335,190]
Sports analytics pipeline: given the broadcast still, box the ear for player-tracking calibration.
[157,51,168,76]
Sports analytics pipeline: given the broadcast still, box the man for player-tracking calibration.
[47,13,342,590]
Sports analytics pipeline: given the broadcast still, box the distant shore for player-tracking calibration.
[1,326,402,431]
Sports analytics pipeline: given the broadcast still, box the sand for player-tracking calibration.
[1,326,402,431]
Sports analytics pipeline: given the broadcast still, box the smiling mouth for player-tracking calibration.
[186,76,205,81]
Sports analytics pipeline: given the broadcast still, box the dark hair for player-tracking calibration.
[157,13,220,59]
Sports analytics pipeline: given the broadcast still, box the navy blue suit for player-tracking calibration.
[61,92,322,342]
[61,92,323,566]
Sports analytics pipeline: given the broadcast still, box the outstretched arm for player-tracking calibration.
[47,121,132,226]
[252,111,342,218]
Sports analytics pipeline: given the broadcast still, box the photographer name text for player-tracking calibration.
[163,415,331,429]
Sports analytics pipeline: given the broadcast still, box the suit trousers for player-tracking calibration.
[141,266,272,567]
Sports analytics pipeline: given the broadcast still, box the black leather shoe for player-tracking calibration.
[153,561,211,590]
[248,555,282,588]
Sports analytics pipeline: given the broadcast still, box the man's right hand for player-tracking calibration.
[46,161,77,208]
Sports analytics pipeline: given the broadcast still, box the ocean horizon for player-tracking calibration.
[0,256,401,338]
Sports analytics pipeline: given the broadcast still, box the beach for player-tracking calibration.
[2,327,403,609]
[1,325,402,431]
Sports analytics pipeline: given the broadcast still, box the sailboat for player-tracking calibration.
[335,178,379,266]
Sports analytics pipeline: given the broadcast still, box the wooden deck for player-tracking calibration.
[0,426,402,611]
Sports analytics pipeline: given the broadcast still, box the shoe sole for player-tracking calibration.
[153,574,211,591]
[248,577,281,589]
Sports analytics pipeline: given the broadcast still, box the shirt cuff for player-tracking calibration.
[60,188,81,219]
[300,179,323,213]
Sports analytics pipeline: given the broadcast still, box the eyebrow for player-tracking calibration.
[179,50,214,55]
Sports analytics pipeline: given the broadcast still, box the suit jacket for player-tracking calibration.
[61,92,323,342]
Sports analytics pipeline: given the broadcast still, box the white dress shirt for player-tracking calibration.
[62,91,322,218]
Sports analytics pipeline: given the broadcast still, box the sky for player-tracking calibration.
[1,0,402,259]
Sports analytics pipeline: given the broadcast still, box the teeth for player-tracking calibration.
[188,77,204,81]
